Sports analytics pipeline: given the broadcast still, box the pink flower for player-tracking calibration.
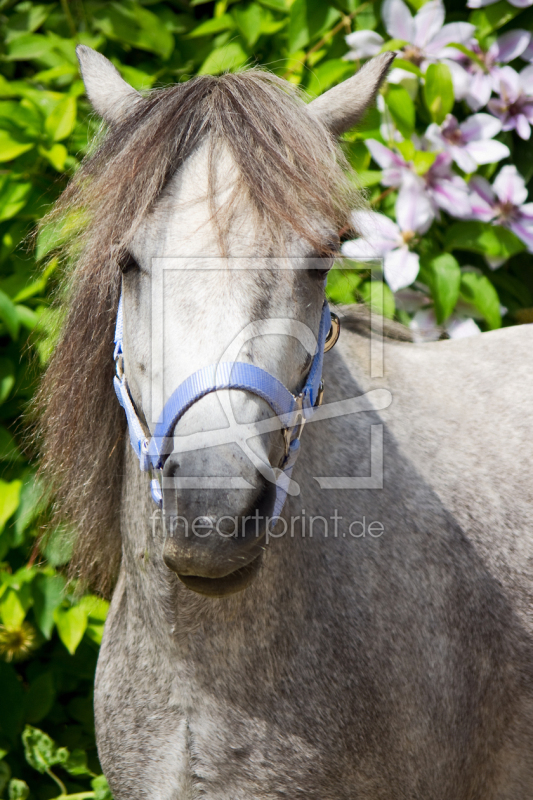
[345,0,474,76]
[410,309,481,342]
[425,113,510,173]
[469,165,533,252]
[365,140,472,222]
[468,0,533,8]
[446,30,531,111]
[488,65,533,140]
[342,192,432,291]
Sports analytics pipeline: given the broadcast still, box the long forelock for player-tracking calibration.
[33,68,363,594]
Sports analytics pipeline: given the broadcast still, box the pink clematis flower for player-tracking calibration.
[345,0,474,80]
[469,165,533,252]
[425,114,510,173]
[488,65,533,139]
[365,139,472,222]
[468,0,533,8]
[410,309,481,342]
[446,30,531,111]
[341,183,432,292]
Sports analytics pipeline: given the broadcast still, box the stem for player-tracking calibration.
[370,186,395,206]
[60,0,78,39]
[46,768,67,797]
[282,1,376,80]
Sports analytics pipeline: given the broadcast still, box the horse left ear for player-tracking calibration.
[308,52,395,136]
[76,45,141,124]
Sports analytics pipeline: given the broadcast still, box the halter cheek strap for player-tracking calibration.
[113,294,338,519]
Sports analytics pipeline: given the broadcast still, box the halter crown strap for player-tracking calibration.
[113,296,333,514]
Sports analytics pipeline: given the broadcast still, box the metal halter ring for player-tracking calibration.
[324,312,340,353]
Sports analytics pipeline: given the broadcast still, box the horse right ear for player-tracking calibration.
[76,45,141,124]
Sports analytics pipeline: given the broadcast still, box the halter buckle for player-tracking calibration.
[282,394,305,458]
[115,354,124,380]
[324,312,340,353]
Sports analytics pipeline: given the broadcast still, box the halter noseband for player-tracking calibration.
[113,293,340,520]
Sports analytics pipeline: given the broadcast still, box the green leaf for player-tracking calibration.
[412,150,436,176]
[424,63,454,124]
[92,2,174,59]
[0,178,32,222]
[6,33,54,61]
[54,605,88,655]
[0,359,15,405]
[326,268,362,304]
[92,774,113,800]
[188,14,235,37]
[460,272,501,329]
[4,4,51,43]
[0,479,22,533]
[0,586,32,628]
[32,574,66,639]
[445,222,525,259]
[198,42,249,75]
[288,0,340,53]
[359,281,395,319]
[8,779,29,800]
[385,84,415,138]
[63,748,93,777]
[22,726,69,774]
[38,143,68,171]
[24,673,56,725]
[306,60,354,97]
[0,291,20,340]
[0,131,34,162]
[44,97,76,142]
[357,170,383,188]
[422,253,461,324]
[470,1,520,38]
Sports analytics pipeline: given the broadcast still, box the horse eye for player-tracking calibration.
[120,252,139,275]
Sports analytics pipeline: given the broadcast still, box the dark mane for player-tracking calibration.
[34,69,363,595]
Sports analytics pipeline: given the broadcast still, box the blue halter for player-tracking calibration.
[113,294,338,520]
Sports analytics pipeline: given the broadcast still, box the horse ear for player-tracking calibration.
[308,52,395,136]
[76,45,141,124]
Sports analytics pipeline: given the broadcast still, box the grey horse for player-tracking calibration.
[36,46,533,799]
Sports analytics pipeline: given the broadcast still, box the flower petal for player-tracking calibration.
[508,219,533,252]
[521,39,533,61]
[460,113,502,142]
[467,0,499,7]
[494,65,521,103]
[468,176,497,221]
[493,164,528,205]
[464,139,510,165]
[382,0,414,41]
[352,211,401,244]
[384,247,420,292]
[519,64,533,95]
[425,22,476,55]
[466,71,493,111]
[396,175,434,234]
[413,0,444,49]
[410,309,442,342]
[451,145,478,173]
[365,139,406,170]
[446,317,481,339]
[431,177,472,218]
[387,68,419,99]
[344,30,384,59]
[491,29,530,63]
[508,0,533,7]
